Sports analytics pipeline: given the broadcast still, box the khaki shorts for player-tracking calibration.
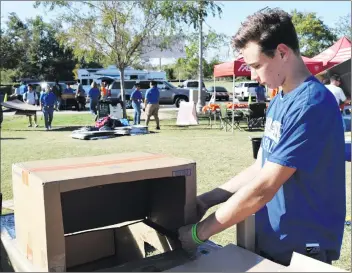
[146,103,159,117]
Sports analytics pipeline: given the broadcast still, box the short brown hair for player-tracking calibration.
[330,74,341,82]
[232,8,300,58]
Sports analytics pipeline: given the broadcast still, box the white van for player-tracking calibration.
[234,81,261,101]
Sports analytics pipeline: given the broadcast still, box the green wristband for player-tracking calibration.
[191,223,205,245]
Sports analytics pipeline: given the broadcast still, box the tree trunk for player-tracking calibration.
[119,68,127,118]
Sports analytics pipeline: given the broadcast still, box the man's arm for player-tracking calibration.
[338,88,347,106]
[198,147,263,211]
[197,161,296,241]
[39,93,44,109]
[144,90,149,105]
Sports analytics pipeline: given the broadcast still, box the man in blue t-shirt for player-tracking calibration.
[40,86,57,130]
[144,81,160,130]
[130,83,143,125]
[178,8,345,267]
[255,84,266,102]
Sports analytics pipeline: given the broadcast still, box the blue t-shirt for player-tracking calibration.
[256,76,346,264]
[88,87,100,100]
[145,86,160,104]
[255,86,266,102]
[19,85,28,95]
[131,89,143,101]
[63,88,75,94]
[40,92,57,107]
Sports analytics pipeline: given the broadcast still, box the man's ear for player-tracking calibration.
[277,44,290,60]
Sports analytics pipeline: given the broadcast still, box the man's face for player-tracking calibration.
[242,41,286,89]
[332,79,341,87]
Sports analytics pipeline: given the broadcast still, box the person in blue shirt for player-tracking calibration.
[63,83,75,94]
[130,83,143,125]
[178,8,345,267]
[255,84,266,102]
[88,81,100,115]
[144,81,160,130]
[40,85,57,130]
[17,81,28,101]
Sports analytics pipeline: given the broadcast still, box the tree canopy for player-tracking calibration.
[34,0,222,117]
[291,9,337,57]
[333,13,351,40]
[0,13,76,82]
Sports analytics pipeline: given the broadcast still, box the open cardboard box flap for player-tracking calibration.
[167,244,346,272]
[281,252,347,272]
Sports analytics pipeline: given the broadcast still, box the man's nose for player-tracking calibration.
[251,68,260,82]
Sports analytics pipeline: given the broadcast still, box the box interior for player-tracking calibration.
[61,176,188,271]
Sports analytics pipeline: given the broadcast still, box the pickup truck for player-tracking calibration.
[234,81,260,101]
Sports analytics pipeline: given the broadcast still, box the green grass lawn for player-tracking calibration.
[1,114,351,271]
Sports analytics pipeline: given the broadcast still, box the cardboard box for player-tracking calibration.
[12,152,197,271]
[167,244,347,272]
[280,252,347,272]
[167,244,286,272]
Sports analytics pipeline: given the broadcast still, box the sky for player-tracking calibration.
[1,1,351,65]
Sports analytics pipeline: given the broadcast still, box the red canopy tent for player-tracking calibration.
[301,56,324,75]
[312,36,351,69]
[213,56,250,78]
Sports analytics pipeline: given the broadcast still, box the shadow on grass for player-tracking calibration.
[6,126,84,132]
[1,137,26,140]
[162,124,223,131]
[243,128,265,132]
[49,126,84,132]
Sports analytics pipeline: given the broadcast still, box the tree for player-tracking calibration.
[291,10,337,57]
[1,13,77,81]
[34,0,222,118]
[0,29,21,70]
[172,30,228,79]
[26,16,77,81]
[165,68,175,80]
[334,14,351,40]
[1,13,32,79]
[203,57,221,78]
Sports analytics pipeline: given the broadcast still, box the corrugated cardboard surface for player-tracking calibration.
[12,152,197,272]
[168,244,347,272]
[167,244,285,272]
[280,252,347,272]
[13,152,195,185]
[65,229,115,268]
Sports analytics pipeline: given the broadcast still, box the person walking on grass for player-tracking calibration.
[23,84,39,128]
[88,81,100,115]
[325,74,348,132]
[40,85,56,131]
[178,8,345,267]
[255,84,266,102]
[130,83,143,125]
[76,79,86,111]
[144,81,160,130]
[52,80,62,111]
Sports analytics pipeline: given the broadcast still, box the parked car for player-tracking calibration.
[108,80,192,108]
[206,86,229,101]
[234,81,260,101]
